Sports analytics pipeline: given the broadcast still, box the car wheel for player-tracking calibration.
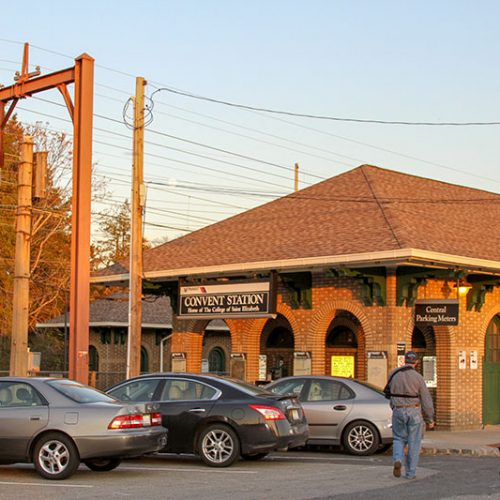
[33,432,80,480]
[84,458,122,472]
[342,421,380,456]
[198,424,240,467]
[241,452,268,461]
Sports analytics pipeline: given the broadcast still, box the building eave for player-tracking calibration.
[90,248,500,285]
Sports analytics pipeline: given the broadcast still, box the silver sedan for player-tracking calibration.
[0,377,167,480]
[266,376,392,455]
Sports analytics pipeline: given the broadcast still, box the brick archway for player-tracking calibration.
[309,300,373,377]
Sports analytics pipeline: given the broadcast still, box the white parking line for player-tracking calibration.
[267,455,376,462]
[120,466,257,474]
[0,481,92,488]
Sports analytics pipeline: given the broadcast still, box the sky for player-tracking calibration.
[1,1,499,244]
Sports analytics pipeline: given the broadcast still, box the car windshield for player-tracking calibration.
[47,379,119,404]
[219,377,273,396]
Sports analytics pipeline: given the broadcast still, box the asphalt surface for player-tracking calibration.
[0,449,498,500]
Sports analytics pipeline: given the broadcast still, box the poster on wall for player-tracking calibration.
[458,350,466,369]
[367,351,387,389]
[423,356,437,387]
[258,354,267,381]
[470,351,478,369]
[331,355,355,378]
[397,342,406,367]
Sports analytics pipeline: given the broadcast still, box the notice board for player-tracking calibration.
[331,355,355,378]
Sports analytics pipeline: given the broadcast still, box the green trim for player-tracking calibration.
[328,267,386,306]
[280,272,312,309]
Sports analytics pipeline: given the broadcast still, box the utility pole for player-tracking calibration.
[127,76,146,378]
[10,136,33,376]
[294,162,299,192]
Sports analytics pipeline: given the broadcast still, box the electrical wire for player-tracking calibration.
[148,86,500,127]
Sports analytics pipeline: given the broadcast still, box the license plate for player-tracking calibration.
[143,414,151,426]
[290,409,299,420]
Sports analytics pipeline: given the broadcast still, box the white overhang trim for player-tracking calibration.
[90,248,500,285]
[36,322,172,329]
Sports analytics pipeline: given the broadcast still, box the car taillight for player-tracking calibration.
[108,414,148,429]
[151,412,162,426]
[249,404,286,421]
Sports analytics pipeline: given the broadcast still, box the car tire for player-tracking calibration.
[198,424,240,467]
[342,421,380,456]
[33,432,80,480]
[84,458,122,472]
[241,452,268,461]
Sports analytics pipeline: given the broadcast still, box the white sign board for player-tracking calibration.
[258,355,267,381]
[470,351,478,369]
[423,356,437,387]
[458,350,466,369]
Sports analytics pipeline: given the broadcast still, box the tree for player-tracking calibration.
[0,120,73,370]
[92,199,150,270]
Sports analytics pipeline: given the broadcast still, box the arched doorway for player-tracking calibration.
[483,315,500,424]
[140,346,149,373]
[202,320,231,375]
[260,315,294,380]
[208,347,226,374]
[325,311,364,379]
[411,326,437,405]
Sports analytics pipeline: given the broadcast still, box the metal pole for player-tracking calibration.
[68,54,94,384]
[127,76,146,378]
[10,136,33,376]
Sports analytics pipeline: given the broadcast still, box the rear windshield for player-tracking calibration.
[219,377,273,396]
[352,379,385,396]
[47,380,118,404]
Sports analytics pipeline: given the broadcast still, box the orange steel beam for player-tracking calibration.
[0,44,94,384]
[68,54,93,383]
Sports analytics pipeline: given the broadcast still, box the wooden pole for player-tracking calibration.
[294,162,299,192]
[127,76,146,378]
[10,136,33,376]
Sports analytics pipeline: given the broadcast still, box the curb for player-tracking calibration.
[421,446,500,457]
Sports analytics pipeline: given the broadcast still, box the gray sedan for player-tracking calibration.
[266,376,392,455]
[0,377,167,480]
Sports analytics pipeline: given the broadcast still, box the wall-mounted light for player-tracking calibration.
[453,280,472,297]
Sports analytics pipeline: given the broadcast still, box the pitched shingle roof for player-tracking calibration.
[96,165,500,279]
[38,294,228,329]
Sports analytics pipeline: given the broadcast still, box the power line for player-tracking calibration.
[149,86,500,127]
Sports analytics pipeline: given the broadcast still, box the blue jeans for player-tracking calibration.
[392,407,424,478]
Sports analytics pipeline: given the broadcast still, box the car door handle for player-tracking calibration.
[188,408,206,413]
[30,416,41,421]
[333,405,347,411]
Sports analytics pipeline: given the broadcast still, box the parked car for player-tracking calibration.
[266,376,392,455]
[0,377,167,480]
[106,373,308,467]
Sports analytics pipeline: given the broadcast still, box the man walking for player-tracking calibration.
[386,351,435,480]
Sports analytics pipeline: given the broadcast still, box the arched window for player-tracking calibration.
[140,346,149,373]
[326,326,358,348]
[266,327,294,348]
[89,345,99,372]
[208,347,226,374]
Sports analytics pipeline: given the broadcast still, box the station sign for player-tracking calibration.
[414,299,459,326]
[178,275,277,319]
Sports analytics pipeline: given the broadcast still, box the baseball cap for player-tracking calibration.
[404,351,418,363]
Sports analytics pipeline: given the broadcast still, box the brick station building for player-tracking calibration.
[94,165,500,430]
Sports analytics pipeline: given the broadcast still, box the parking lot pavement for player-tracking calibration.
[0,451,497,500]
[0,451,429,500]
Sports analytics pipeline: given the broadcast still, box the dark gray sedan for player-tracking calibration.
[0,377,167,480]
[266,376,392,455]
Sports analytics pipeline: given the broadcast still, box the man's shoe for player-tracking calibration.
[393,460,402,478]
[405,475,416,480]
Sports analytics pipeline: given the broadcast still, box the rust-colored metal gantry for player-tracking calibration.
[0,43,94,384]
